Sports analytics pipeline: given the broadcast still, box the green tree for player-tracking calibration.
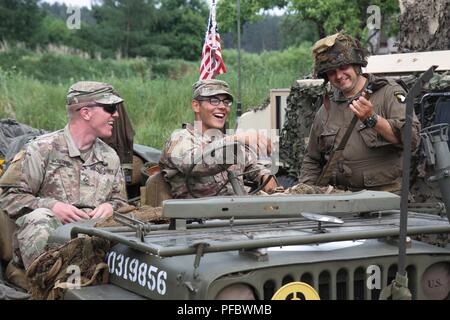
[289,0,399,39]
[155,0,208,60]
[91,0,159,58]
[217,0,286,36]
[40,2,96,25]
[278,16,318,49]
[87,0,208,60]
[0,0,44,45]
[217,0,399,40]
[37,15,72,45]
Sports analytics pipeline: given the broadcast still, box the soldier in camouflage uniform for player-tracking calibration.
[0,81,128,269]
[299,33,420,191]
[159,79,278,198]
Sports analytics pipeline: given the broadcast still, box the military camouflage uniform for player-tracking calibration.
[0,82,127,269]
[160,79,272,198]
[159,123,271,198]
[299,74,420,191]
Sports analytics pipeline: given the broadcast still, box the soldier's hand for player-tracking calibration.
[51,201,91,224]
[349,93,374,121]
[261,175,278,194]
[90,202,114,219]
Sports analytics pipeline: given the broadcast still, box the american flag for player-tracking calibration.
[199,1,227,80]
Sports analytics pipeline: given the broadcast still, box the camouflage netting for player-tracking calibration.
[26,236,110,300]
[256,182,349,196]
[279,73,450,190]
[398,0,450,52]
[277,183,348,195]
[280,80,326,179]
[95,205,167,228]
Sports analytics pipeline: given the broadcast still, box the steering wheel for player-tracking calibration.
[185,140,273,198]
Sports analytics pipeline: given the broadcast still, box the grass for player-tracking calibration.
[0,45,313,149]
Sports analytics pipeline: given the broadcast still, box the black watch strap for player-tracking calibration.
[363,113,378,128]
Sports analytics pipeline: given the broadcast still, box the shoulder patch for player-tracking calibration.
[11,150,26,163]
[394,91,406,103]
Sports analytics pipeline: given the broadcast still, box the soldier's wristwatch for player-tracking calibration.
[363,113,378,128]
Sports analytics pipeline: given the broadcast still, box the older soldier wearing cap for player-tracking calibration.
[299,33,420,192]
[0,81,128,269]
[159,79,278,198]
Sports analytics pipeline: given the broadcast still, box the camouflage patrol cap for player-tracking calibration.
[66,81,123,105]
[312,33,368,80]
[192,79,234,100]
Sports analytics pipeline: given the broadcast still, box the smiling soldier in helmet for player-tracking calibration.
[299,33,420,192]
[0,81,128,270]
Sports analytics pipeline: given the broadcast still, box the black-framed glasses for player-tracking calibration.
[197,96,233,107]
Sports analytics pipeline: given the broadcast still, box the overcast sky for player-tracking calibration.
[42,0,285,15]
[43,0,94,9]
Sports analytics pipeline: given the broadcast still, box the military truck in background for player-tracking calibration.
[1,50,450,301]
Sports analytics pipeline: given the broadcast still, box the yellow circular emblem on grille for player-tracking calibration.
[271,282,320,300]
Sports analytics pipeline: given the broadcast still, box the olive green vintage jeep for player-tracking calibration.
[58,190,450,300]
[1,51,450,300]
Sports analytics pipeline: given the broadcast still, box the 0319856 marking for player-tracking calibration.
[107,250,168,295]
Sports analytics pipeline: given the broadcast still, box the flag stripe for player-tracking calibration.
[199,4,227,80]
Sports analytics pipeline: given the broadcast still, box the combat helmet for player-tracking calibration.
[312,33,368,80]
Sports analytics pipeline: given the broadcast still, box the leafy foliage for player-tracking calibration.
[0,0,44,45]
[217,0,399,41]
[217,0,287,34]
[1,0,209,61]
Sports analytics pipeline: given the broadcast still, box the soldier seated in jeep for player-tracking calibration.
[0,81,128,274]
[299,33,421,193]
[159,79,278,199]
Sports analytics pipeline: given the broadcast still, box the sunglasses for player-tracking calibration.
[76,103,118,115]
[100,104,119,115]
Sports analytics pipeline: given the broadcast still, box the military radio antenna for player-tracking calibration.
[380,65,438,300]
[400,66,437,267]
[236,0,242,128]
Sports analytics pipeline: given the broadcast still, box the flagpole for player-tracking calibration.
[236,0,242,127]
[211,0,217,76]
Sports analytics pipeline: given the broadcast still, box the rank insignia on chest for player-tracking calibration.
[394,91,406,103]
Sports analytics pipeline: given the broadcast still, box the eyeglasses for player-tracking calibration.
[197,97,233,107]
[100,104,118,115]
[76,103,118,115]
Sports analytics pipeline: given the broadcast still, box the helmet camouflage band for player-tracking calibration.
[312,33,368,80]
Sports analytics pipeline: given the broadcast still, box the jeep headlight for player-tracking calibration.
[215,283,256,300]
[421,262,450,300]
